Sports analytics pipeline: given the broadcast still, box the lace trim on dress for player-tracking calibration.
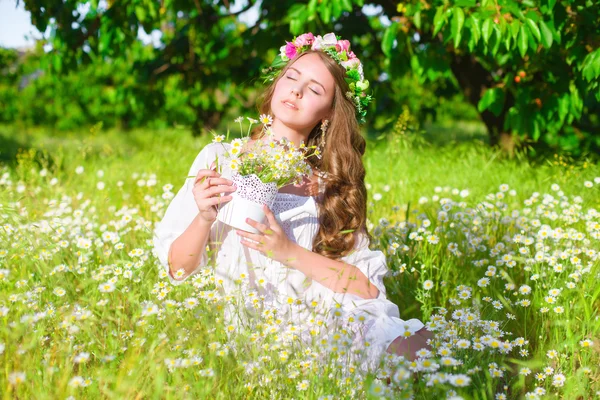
[271,192,314,215]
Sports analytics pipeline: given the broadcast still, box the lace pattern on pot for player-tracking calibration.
[231,172,279,207]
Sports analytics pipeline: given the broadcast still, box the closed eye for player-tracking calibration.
[286,75,321,96]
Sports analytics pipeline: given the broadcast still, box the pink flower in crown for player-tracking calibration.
[347,50,357,59]
[294,33,315,48]
[285,41,298,59]
[336,39,351,52]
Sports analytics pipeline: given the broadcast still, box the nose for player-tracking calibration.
[291,88,301,98]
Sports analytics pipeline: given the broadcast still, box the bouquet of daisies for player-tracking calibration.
[208,114,319,233]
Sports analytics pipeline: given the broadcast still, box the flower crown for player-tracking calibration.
[261,32,372,124]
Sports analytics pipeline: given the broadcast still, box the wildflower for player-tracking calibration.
[8,372,26,385]
[260,114,273,126]
[69,376,85,388]
[449,374,471,387]
[552,373,566,387]
[519,367,531,376]
[459,290,472,300]
[579,339,593,348]
[53,287,66,297]
[369,380,386,396]
[99,282,116,293]
[296,380,309,390]
[74,352,90,363]
[519,285,532,295]
[423,280,434,290]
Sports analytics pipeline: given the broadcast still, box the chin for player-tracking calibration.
[273,105,301,125]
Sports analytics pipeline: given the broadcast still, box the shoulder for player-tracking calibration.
[189,142,232,171]
[198,142,232,160]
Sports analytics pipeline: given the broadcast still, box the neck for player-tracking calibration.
[268,119,311,148]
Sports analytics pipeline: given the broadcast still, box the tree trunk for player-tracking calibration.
[449,53,516,154]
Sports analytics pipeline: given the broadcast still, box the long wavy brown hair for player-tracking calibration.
[251,50,371,260]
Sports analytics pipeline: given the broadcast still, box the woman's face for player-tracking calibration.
[270,52,336,133]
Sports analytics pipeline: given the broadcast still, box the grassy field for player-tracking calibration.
[0,123,599,399]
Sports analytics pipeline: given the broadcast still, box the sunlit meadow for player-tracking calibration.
[0,122,599,399]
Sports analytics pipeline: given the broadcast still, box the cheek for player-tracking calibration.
[274,79,290,96]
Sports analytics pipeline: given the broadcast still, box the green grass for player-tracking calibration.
[0,124,599,399]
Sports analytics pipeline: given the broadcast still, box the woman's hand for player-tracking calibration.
[192,165,236,224]
[236,204,297,264]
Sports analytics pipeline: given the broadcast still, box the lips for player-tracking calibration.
[282,99,298,110]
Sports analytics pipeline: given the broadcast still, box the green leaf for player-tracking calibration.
[414,10,422,29]
[454,0,476,6]
[525,18,541,42]
[470,15,481,44]
[478,87,505,116]
[332,0,342,19]
[581,49,600,81]
[308,0,318,14]
[340,0,353,10]
[451,7,465,48]
[510,20,520,40]
[135,6,146,22]
[320,0,331,23]
[482,18,493,44]
[433,6,446,36]
[518,25,528,58]
[504,28,512,50]
[290,19,302,35]
[557,95,570,122]
[539,20,553,48]
[381,23,398,57]
[491,25,502,56]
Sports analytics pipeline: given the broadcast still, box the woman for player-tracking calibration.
[153,32,432,374]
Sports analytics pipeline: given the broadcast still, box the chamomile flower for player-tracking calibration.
[260,114,273,126]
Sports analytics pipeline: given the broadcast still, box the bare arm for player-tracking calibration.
[284,243,380,299]
[167,166,236,281]
[167,216,213,280]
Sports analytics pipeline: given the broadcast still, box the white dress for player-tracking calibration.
[153,142,425,373]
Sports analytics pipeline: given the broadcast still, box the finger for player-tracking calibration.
[235,229,263,243]
[195,187,234,202]
[203,185,236,198]
[208,195,234,206]
[245,217,268,234]
[199,178,234,190]
[194,169,220,186]
[262,204,279,231]
[239,239,261,252]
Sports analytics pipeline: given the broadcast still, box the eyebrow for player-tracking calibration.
[288,67,327,93]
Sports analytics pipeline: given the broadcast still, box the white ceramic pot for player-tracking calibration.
[217,173,278,233]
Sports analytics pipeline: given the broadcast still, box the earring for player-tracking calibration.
[319,119,329,152]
